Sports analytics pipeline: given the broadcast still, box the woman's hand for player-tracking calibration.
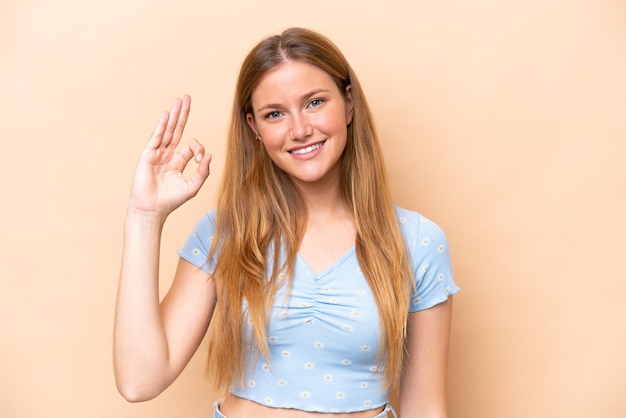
[128,95,212,220]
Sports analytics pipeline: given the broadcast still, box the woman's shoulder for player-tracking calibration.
[180,208,219,249]
[191,208,218,230]
[394,205,449,245]
[177,209,218,273]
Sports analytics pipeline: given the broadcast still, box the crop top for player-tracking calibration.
[178,206,459,413]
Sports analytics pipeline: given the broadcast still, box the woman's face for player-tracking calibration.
[247,60,353,189]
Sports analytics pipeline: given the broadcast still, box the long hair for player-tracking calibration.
[206,27,414,392]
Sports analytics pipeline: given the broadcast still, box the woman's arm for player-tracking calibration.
[400,297,454,418]
[113,96,214,401]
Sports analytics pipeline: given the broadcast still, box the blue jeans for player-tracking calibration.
[213,402,397,418]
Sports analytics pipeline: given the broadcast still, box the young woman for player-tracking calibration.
[114,27,459,418]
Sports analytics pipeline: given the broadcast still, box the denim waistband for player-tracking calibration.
[374,403,397,418]
[213,402,226,418]
[213,402,396,418]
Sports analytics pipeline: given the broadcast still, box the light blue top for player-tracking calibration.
[178,206,459,413]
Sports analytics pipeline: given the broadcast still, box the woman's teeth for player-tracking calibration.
[290,142,323,155]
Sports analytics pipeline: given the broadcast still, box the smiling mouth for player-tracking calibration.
[289,141,325,155]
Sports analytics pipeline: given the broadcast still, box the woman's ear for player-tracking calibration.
[345,85,354,125]
[246,113,261,140]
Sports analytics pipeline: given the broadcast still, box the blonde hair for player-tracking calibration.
[206,27,414,392]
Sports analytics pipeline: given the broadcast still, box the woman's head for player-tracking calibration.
[226,27,379,197]
[245,59,354,186]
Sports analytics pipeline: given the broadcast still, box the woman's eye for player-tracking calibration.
[264,111,282,120]
[308,98,324,108]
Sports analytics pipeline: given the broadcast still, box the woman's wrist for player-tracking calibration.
[125,206,168,229]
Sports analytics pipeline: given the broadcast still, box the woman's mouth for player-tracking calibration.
[289,141,325,155]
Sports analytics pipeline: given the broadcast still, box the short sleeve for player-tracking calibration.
[396,207,460,312]
[177,210,218,275]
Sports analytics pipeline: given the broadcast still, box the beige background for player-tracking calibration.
[1,0,625,417]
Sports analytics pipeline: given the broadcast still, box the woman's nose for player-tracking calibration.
[290,113,313,140]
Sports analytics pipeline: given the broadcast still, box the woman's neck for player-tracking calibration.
[293,174,348,219]
[295,174,356,275]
